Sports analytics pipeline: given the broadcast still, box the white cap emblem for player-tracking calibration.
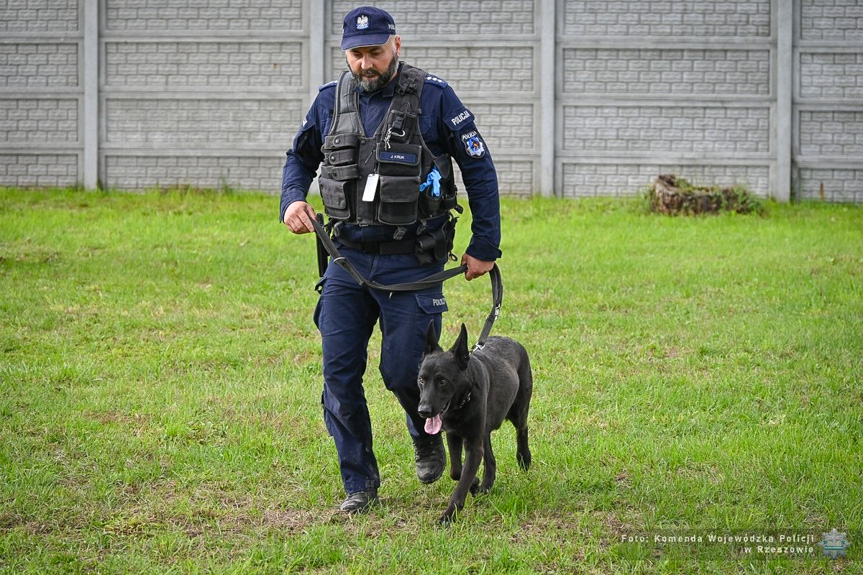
[356,15,369,30]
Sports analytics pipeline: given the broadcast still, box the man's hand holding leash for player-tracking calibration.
[461,253,493,281]
[283,200,316,234]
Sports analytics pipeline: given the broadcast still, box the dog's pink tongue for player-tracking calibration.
[424,415,442,435]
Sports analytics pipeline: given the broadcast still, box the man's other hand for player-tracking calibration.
[461,254,494,281]
[283,201,317,234]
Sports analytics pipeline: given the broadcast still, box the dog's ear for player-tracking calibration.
[423,320,442,356]
[451,323,470,371]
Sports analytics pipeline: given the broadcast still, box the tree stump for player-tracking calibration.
[648,174,763,215]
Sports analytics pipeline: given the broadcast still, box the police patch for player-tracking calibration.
[461,130,486,158]
[447,108,474,131]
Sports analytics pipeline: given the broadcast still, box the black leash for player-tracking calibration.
[475,262,503,351]
[310,216,502,350]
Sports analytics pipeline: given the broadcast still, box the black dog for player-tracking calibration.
[417,323,533,523]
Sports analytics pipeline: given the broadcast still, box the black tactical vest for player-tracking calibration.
[318,63,457,227]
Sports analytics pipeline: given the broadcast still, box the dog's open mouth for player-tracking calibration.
[424,414,442,435]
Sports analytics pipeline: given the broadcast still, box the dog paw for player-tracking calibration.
[468,478,480,495]
[438,503,463,525]
[438,510,458,525]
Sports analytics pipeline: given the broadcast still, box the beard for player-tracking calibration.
[353,53,399,93]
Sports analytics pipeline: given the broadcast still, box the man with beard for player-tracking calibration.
[280,6,500,513]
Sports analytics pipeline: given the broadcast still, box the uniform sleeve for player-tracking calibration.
[279,93,328,223]
[437,86,502,262]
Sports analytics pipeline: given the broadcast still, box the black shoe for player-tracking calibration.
[339,489,378,514]
[413,435,445,484]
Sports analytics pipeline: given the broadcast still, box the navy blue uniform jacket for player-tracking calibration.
[280,65,502,262]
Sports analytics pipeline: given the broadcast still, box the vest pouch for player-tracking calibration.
[321,164,359,181]
[377,176,419,225]
[325,148,355,167]
[419,153,455,218]
[323,133,359,152]
[432,153,455,198]
[419,193,441,218]
[376,143,422,225]
[322,135,360,222]
[319,178,353,221]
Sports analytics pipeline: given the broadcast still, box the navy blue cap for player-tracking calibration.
[341,6,397,50]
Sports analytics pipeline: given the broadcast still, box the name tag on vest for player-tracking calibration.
[379,151,418,164]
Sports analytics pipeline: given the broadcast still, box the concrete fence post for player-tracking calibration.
[775,0,793,202]
[309,0,325,108]
[83,0,99,190]
[540,0,556,197]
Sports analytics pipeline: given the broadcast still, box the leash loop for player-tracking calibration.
[473,263,503,352]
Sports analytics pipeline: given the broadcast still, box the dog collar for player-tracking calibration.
[453,391,472,410]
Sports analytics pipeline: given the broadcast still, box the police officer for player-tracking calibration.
[280,6,501,513]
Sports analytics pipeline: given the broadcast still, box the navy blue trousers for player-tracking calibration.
[314,248,448,494]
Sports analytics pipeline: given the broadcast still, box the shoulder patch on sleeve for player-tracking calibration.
[444,107,475,132]
[318,80,337,91]
[424,74,448,88]
[460,130,486,158]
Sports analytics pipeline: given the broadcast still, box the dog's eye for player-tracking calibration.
[438,378,448,387]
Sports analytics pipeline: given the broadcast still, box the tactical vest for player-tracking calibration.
[318,63,457,227]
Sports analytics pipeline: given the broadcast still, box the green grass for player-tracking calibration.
[1,188,861,573]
